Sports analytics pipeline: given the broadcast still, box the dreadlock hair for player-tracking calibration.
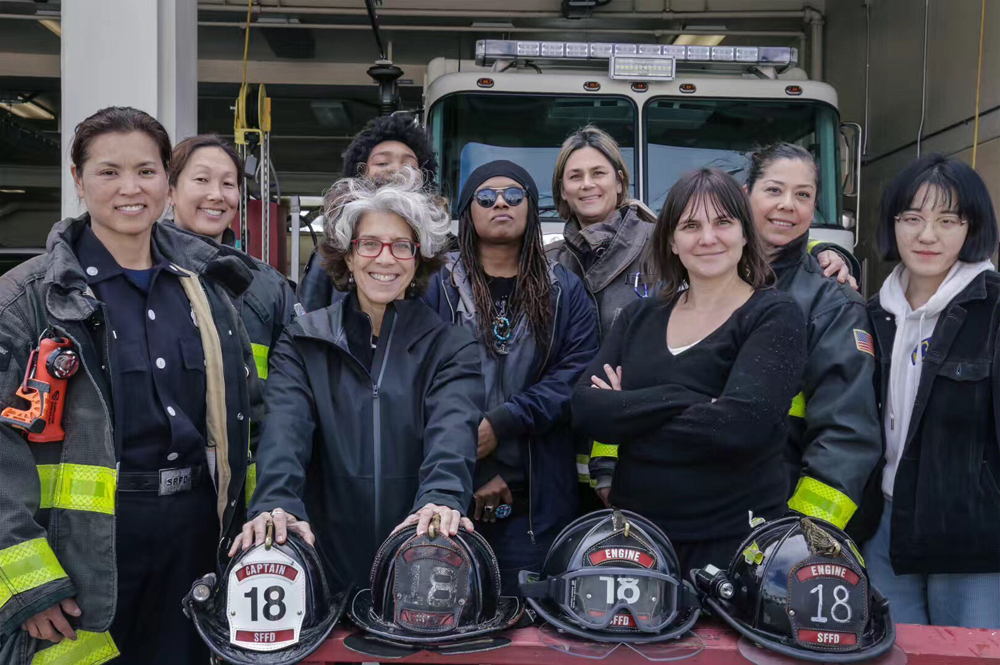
[458,198,553,358]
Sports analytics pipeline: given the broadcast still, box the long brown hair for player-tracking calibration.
[458,200,552,357]
[652,168,773,302]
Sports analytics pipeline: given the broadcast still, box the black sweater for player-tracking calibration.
[572,288,807,541]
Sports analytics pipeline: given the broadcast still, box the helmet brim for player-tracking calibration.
[184,582,349,665]
[348,587,523,645]
[704,596,897,663]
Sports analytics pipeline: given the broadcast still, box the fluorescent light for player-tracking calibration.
[0,189,26,194]
[0,101,55,121]
[673,34,726,47]
[39,19,61,37]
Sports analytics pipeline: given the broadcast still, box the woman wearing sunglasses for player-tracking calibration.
[572,168,806,574]
[231,169,485,592]
[424,160,599,592]
[854,155,1000,628]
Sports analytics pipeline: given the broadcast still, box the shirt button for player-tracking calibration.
[148,309,156,321]
[167,452,179,461]
[167,406,176,417]
[156,358,166,369]
[86,266,98,276]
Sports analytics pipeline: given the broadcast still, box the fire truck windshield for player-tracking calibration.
[644,98,842,226]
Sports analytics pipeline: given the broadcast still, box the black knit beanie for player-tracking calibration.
[457,160,539,215]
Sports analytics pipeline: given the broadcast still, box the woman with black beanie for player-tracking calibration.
[424,160,599,592]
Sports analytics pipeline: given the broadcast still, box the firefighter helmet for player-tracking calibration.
[183,530,348,665]
[348,520,523,645]
[693,516,895,662]
[519,509,700,643]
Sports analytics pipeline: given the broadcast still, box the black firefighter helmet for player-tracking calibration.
[519,509,700,643]
[348,517,523,645]
[183,529,348,665]
[693,516,895,662]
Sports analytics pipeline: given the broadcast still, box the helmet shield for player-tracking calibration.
[785,556,869,651]
[565,567,679,632]
[391,533,473,633]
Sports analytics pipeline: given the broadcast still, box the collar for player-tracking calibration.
[769,232,809,276]
[75,224,182,286]
[563,205,651,292]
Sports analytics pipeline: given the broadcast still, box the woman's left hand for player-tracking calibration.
[817,250,859,291]
[590,364,622,391]
[393,503,474,537]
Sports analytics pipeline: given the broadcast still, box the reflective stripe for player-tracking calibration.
[787,476,858,529]
[0,538,68,611]
[576,454,590,484]
[806,240,823,253]
[590,441,619,458]
[245,462,257,507]
[789,392,807,418]
[251,343,269,380]
[31,630,119,665]
[38,464,116,515]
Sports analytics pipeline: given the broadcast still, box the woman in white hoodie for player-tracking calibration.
[860,154,1000,628]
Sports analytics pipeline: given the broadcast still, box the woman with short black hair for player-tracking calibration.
[858,153,1000,628]
[572,168,806,573]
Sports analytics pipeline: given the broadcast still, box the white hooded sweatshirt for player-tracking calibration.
[878,259,994,497]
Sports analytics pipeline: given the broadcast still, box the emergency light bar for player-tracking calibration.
[476,39,797,69]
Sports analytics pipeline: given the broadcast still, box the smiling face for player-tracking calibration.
[365,140,419,180]
[346,210,419,309]
[748,157,817,251]
[72,131,169,243]
[560,146,623,227]
[670,195,747,283]
[169,146,239,241]
[895,183,969,284]
[470,176,529,246]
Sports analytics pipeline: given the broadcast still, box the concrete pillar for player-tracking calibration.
[61,0,197,218]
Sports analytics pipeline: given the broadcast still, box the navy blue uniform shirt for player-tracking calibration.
[75,225,208,472]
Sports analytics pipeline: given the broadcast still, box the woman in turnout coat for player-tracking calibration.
[424,160,599,593]
[232,170,484,592]
[0,107,258,665]
[856,154,1000,628]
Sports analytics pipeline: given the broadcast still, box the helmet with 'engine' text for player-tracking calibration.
[692,516,895,662]
[348,521,523,646]
[519,509,700,643]
[183,531,348,665]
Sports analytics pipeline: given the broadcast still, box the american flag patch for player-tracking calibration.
[854,329,875,357]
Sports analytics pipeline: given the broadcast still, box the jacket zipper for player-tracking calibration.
[564,246,603,343]
[371,318,396,537]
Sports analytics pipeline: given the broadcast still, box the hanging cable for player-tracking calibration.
[915,0,929,157]
[972,0,986,169]
[234,0,254,139]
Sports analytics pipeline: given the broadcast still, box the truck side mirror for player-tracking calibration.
[840,122,863,247]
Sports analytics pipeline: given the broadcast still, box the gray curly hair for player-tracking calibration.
[319,168,451,294]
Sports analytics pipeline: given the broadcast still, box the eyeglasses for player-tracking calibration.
[474,186,526,208]
[894,213,968,234]
[351,238,419,260]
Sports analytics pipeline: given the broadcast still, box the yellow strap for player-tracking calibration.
[788,392,807,418]
[251,343,269,381]
[787,476,858,529]
[590,441,619,458]
[31,630,119,665]
[575,454,591,485]
[0,538,68,610]
[38,464,116,515]
[245,462,257,507]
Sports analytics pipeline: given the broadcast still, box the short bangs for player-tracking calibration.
[878,154,998,262]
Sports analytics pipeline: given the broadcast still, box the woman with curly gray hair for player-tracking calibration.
[231,170,485,592]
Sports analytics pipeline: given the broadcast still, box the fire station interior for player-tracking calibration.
[1,0,997,294]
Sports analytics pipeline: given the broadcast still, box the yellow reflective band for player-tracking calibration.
[847,539,867,568]
[31,630,119,665]
[576,454,591,484]
[0,538,68,611]
[807,240,823,253]
[38,464,116,516]
[787,476,858,529]
[251,343,269,380]
[789,392,807,418]
[245,462,257,507]
[590,441,619,459]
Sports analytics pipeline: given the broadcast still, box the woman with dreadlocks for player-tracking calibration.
[424,160,599,592]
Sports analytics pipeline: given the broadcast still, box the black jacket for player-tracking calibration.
[772,235,882,530]
[248,295,485,589]
[858,271,1000,574]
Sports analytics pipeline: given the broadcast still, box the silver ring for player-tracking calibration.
[271,508,285,516]
[484,505,494,513]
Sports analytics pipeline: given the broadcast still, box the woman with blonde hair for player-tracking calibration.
[231,169,485,592]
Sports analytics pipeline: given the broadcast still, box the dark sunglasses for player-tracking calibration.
[474,186,526,208]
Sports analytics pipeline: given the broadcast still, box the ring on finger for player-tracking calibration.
[484,505,494,513]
